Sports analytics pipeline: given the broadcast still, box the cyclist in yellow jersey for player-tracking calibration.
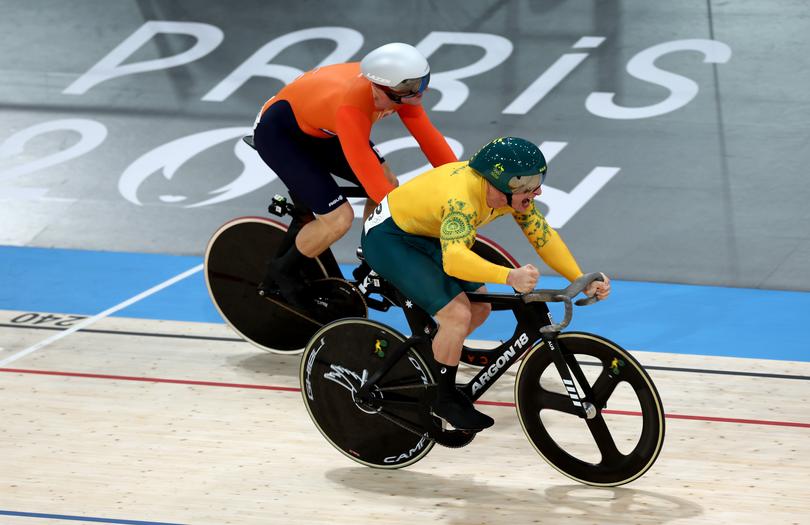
[361,136,611,430]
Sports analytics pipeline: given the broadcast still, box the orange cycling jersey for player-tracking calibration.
[260,63,456,202]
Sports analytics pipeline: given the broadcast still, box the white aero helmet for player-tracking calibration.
[360,42,430,102]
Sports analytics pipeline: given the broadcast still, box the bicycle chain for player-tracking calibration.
[375,408,426,437]
[259,294,322,326]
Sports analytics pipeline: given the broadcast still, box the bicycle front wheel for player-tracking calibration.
[300,318,436,468]
[514,332,665,486]
[204,217,329,353]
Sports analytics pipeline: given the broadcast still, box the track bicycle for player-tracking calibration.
[203,137,518,353]
[299,273,666,486]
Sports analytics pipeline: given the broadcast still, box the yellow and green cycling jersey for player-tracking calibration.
[387,161,583,284]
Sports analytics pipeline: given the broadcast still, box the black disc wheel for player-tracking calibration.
[204,217,329,353]
[514,332,665,486]
[300,319,436,468]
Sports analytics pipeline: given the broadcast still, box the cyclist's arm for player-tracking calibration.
[397,104,457,167]
[513,204,582,282]
[440,200,511,284]
[335,105,396,203]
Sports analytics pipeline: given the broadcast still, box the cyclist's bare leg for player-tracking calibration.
[467,285,491,335]
[362,163,399,220]
[431,291,494,429]
[295,201,354,257]
[432,292,472,366]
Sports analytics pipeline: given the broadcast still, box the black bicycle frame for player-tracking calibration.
[356,291,594,420]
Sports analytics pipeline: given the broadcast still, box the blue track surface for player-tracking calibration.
[1,246,808,361]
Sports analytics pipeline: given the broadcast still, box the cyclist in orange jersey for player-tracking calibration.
[252,42,456,309]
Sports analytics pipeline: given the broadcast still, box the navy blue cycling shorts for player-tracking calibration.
[252,99,385,215]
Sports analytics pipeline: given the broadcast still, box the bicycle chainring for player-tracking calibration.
[309,278,368,323]
[417,395,477,448]
[431,426,477,448]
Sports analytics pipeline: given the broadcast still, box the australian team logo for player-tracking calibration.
[490,162,505,180]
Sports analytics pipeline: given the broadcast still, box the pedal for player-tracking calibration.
[429,410,485,433]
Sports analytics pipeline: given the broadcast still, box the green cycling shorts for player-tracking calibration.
[361,217,483,316]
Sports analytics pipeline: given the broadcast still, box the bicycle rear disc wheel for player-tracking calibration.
[514,332,665,486]
[300,318,435,468]
[204,217,329,353]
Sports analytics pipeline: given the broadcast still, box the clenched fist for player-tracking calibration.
[507,264,539,293]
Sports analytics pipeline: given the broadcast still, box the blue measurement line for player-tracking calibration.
[0,509,185,525]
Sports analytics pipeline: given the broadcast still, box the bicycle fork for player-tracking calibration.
[544,333,599,420]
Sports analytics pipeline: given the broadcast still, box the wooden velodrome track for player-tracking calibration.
[0,311,808,525]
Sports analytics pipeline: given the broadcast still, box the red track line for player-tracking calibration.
[0,367,300,392]
[655,412,810,428]
[3,367,809,429]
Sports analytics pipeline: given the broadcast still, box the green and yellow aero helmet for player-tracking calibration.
[468,137,547,195]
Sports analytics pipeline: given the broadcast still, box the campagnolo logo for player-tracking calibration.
[384,435,429,464]
[471,332,530,395]
[305,337,326,400]
[383,358,429,463]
